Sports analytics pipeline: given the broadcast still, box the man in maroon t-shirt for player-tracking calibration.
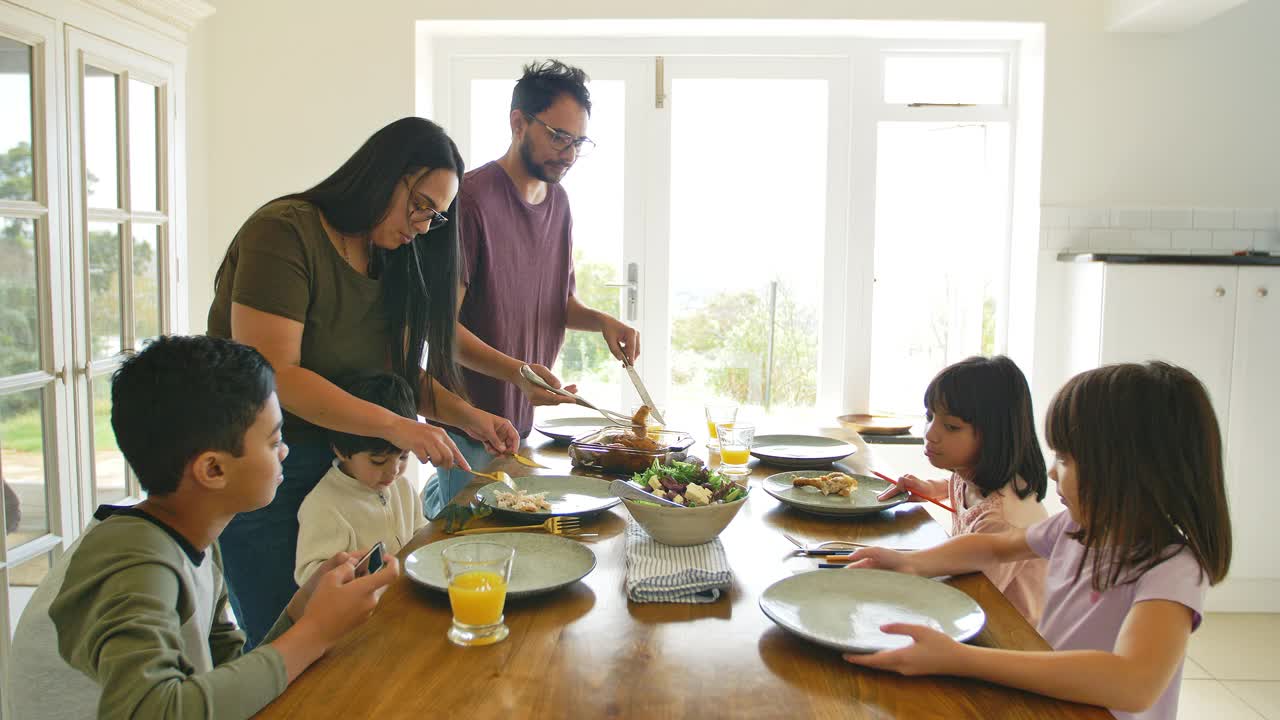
[423,60,639,518]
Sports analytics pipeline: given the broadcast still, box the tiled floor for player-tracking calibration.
[1181,614,1280,719]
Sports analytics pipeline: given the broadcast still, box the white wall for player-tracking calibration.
[188,0,1280,405]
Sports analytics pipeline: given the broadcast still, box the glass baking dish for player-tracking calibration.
[568,427,696,475]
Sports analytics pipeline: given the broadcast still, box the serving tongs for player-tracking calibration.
[519,364,633,426]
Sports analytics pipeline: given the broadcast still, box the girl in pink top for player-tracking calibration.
[879,355,1049,624]
[843,362,1233,720]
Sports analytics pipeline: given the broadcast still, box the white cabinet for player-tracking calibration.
[1223,269,1279,604]
[1064,261,1280,611]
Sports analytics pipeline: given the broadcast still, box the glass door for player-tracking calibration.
[0,2,74,680]
[447,57,653,422]
[66,29,174,519]
[652,57,852,428]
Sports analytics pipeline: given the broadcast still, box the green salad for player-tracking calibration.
[629,458,748,507]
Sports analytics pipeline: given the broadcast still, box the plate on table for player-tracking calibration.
[762,471,908,517]
[837,414,914,436]
[533,416,615,444]
[405,532,596,599]
[750,434,856,468]
[760,569,986,653]
[475,475,619,520]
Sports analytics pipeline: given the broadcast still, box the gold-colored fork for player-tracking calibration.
[471,469,515,487]
[452,515,583,537]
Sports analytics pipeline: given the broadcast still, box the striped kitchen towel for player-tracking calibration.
[624,521,733,603]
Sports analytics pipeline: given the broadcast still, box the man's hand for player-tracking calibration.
[600,316,639,364]
[514,363,579,406]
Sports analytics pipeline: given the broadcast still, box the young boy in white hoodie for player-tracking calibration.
[295,372,428,585]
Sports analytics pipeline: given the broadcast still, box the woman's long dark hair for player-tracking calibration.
[1046,362,1232,592]
[218,117,465,412]
[923,355,1047,501]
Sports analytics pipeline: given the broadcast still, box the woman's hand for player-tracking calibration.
[462,408,520,456]
[841,623,970,676]
[878,474,946,502]
[837,547,921,575]
[387,417,468,470]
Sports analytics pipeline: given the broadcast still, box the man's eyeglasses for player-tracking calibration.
[523,113,596,156]
[403,177,449,231]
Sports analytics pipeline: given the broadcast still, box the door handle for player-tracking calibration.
[604,262,639,321]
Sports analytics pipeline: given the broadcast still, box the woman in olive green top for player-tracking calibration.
[208,118,519,646]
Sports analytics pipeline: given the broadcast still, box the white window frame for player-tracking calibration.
[0,0,75,689]
[420,23,1042,417]
[66,27,179,518]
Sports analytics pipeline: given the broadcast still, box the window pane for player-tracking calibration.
[0,37,35,201]
[91,377,128,505]
[1,388,51,548]
[132,223,161,343]
[668,78,828,416]
[883,55,1008,105]
[84,66,119,208]
[870,122,1011,415]
[88,222,123,360]
[0,218,40,374]
[8,552,52,632]
[128,79,159,211]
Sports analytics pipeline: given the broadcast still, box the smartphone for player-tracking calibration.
[353,542,384,578]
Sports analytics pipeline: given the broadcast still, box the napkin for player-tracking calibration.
[624,521,733,603]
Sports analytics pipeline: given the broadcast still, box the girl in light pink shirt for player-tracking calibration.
[879,355,1049,624]
[844,362,1233,720]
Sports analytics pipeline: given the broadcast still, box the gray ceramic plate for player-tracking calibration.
[405,532,596,599]
[762,471,908,517]
[475,475,619,520]
[533,416,615,444]
[750,434,857,468]
[760,569,986,653]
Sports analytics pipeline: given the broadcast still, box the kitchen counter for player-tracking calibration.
[1058,252,1280,266]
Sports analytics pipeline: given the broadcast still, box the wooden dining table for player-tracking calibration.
[256,424,1110,719]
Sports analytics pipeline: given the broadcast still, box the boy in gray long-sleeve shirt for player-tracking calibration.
[6,335,399,719]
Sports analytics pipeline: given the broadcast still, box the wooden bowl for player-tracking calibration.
[837,413,914,436]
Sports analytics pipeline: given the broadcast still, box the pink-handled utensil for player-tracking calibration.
[871,469,956,514]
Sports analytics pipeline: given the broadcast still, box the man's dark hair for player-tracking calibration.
[328,372,417,458]
[511,59,591,116]
[111,335,275,496]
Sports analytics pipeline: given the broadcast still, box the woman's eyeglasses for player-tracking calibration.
[403,177,449,231]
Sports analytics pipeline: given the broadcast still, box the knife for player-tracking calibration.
[623,361,665,426]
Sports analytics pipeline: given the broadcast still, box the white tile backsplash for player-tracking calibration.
[1150,208,1194,229]
[1089,229,1132,250]
[1255,230,1280,252]
[1069,207,1110,229]
[1236,209,1279,231]
[1132,229,1172,249]
[1173,229,1213,250]
[1195,209,1237,230]
[1111,208,1151,229]
[1212,230,1254,251]
[1043,205,1278,254]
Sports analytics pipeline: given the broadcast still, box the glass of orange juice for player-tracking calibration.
[717,424,755,476]
[443,542,515,647]
[704,404,738,448]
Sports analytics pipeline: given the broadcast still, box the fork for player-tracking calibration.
[470,469,515,488]
[782,532,869,554]
[518,365,633,426]
[452,516,583,536]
